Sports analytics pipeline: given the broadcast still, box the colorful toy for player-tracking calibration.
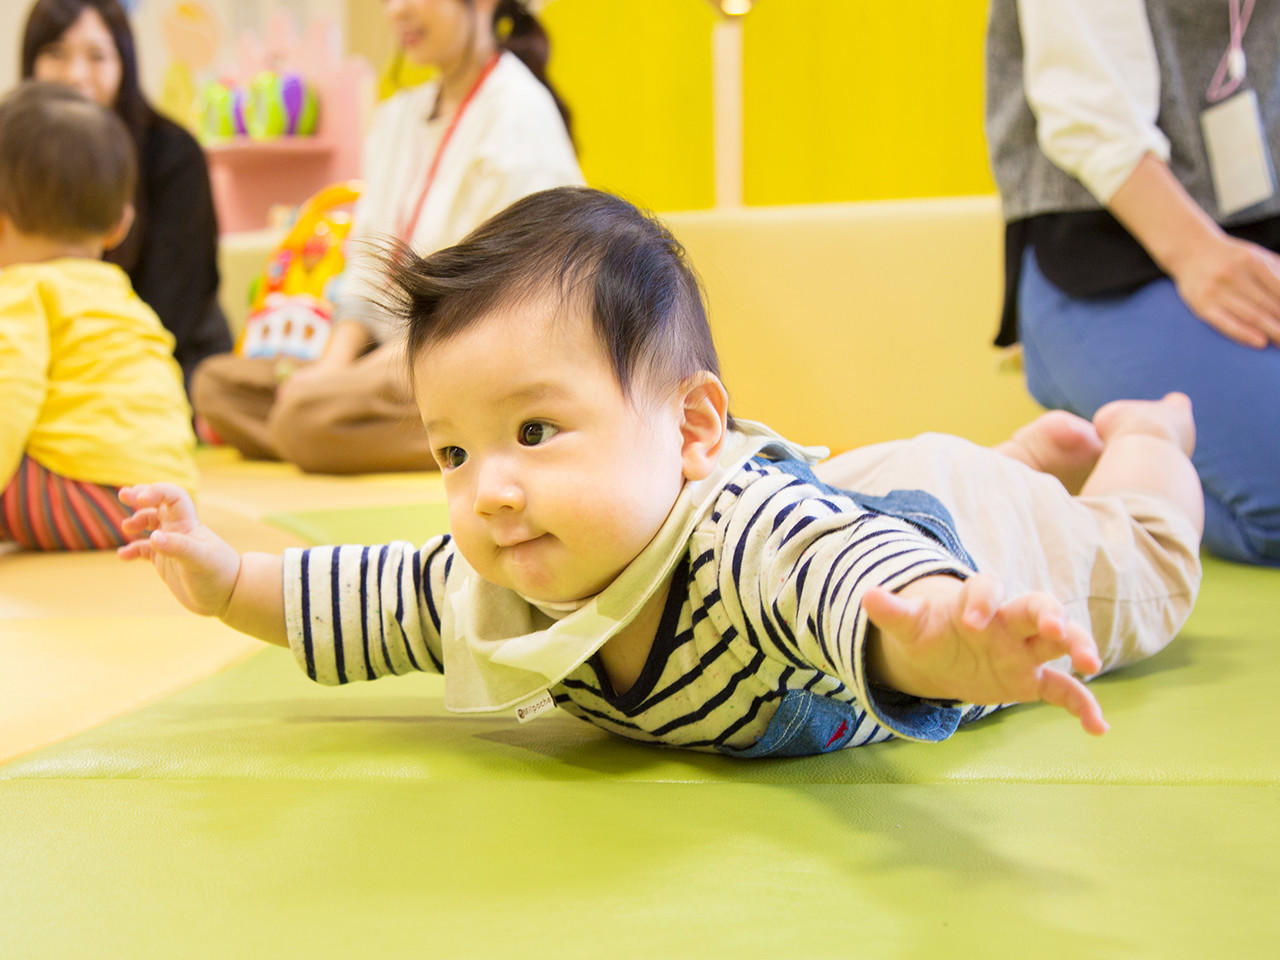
[247,71,318,139]
[199,80,235,140]
[236,181,361,363]
[197,71,318,142]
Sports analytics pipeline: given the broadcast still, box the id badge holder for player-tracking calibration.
[1200,88,1277,217]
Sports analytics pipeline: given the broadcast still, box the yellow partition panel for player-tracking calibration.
[542,0,718,211]
[743,0,995,205]
[541,0,994,208]
[665,196,1041,451]
[344,1,995,208]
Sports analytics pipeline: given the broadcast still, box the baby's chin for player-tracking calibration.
[463,540,630,606]
[513,572,617,610]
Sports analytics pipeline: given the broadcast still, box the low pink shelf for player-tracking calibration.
[205,60,368,234]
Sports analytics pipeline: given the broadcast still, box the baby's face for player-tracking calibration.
[413,297,688,603]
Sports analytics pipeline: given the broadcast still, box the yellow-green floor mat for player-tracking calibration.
[3,778,1274,959]
[264,501,451,547]
[4,447,1279,958]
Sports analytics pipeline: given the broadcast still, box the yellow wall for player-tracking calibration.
[741,0,994,205]
[541,0,993,211]
[348,1,995,212]
[541,0,718,213]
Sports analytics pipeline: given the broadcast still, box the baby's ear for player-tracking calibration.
[678,372,729,481]
[102,204,135,252]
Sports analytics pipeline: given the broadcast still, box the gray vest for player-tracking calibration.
[985,0,1280,225]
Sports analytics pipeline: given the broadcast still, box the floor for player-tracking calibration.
[2,448,1278,959]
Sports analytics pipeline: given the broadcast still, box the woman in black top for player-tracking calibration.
[22,0,231,396]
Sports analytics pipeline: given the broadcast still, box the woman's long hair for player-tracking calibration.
[21,0,156,146]
[490,0,572,142]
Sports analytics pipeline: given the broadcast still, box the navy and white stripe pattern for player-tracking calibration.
[283,456,998,753]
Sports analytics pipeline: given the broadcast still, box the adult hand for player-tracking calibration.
[1169,232,1280,349]
[276,319,375,403]
[275,356,344,405]
[1108,155,1280,349]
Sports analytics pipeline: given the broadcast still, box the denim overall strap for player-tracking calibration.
[716,456,977,758]
[762,455,977,568]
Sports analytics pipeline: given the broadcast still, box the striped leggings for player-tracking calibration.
[0,456,132,551]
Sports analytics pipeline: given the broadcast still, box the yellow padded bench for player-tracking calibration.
[665,195,1041,450]
[5,199,1277,959]
[220,195,1038,449]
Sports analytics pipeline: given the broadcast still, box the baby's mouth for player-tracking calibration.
[495,533,545,550]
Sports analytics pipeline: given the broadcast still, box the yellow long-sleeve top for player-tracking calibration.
[0,259,197,492]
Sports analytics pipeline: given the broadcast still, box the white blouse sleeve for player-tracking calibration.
[1018,0,1171,203]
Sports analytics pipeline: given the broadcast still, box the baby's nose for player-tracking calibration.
[473,461,525,516]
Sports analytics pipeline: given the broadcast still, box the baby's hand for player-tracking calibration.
[863,573,1108,736]
[117,484,242,618]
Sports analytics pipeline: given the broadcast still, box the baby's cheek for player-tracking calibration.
[447,517,487,569]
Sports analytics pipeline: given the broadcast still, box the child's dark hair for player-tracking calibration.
[0,81,135,241]
[390,187,724,403]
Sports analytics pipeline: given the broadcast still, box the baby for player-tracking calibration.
[120,187,1202,756]
[0,81,195,550]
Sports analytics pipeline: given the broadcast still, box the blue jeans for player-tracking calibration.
[1019,248,1280,566]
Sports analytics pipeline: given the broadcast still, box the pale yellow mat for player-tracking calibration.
[0,447,443,765]
[0,503,305,764]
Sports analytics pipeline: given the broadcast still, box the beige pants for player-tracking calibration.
[190,344,435,475]
[814,433,1202,674]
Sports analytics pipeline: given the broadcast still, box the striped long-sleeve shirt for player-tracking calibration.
[283,454,998,756]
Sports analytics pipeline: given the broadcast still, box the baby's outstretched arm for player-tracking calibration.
[863,574,1108,736]
[117,484,287,647]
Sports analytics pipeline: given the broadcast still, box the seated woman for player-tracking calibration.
[22,0,232,397]
[191,0,583,474]
[986,0,1280,565]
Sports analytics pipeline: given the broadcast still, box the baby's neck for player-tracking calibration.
[593,572,673,698]
[0,232,103,268]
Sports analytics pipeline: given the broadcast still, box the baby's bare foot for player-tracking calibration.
[1093,392,1196,457]
[997,410,1104,494]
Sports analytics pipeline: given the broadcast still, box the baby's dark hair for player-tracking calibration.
[390,187,723,403]
[0,81,136,242]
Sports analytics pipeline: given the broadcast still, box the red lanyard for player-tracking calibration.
[397,51,502,243]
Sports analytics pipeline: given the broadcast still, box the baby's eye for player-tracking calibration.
[437,446,467,470]
[518,421,558,446]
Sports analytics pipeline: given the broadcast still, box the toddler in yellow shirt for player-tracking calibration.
[0,81,195,550]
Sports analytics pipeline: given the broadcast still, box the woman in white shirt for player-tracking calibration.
[986,0,1280,566]
[192,0,583,474]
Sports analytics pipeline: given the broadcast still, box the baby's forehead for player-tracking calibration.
[410,291,603,383]
[434,289,600,358]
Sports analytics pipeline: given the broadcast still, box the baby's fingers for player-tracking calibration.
[1062,620,1102,677]
[1038,667,1109,736]
[118,484,198,528]
[993,591,1063,636]
[958,574,1005,631]
[863,585,926,641]
[116,539,155,562]
[121,507,160,536]
[144,529,205,563]
[1018,605,1102,676]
